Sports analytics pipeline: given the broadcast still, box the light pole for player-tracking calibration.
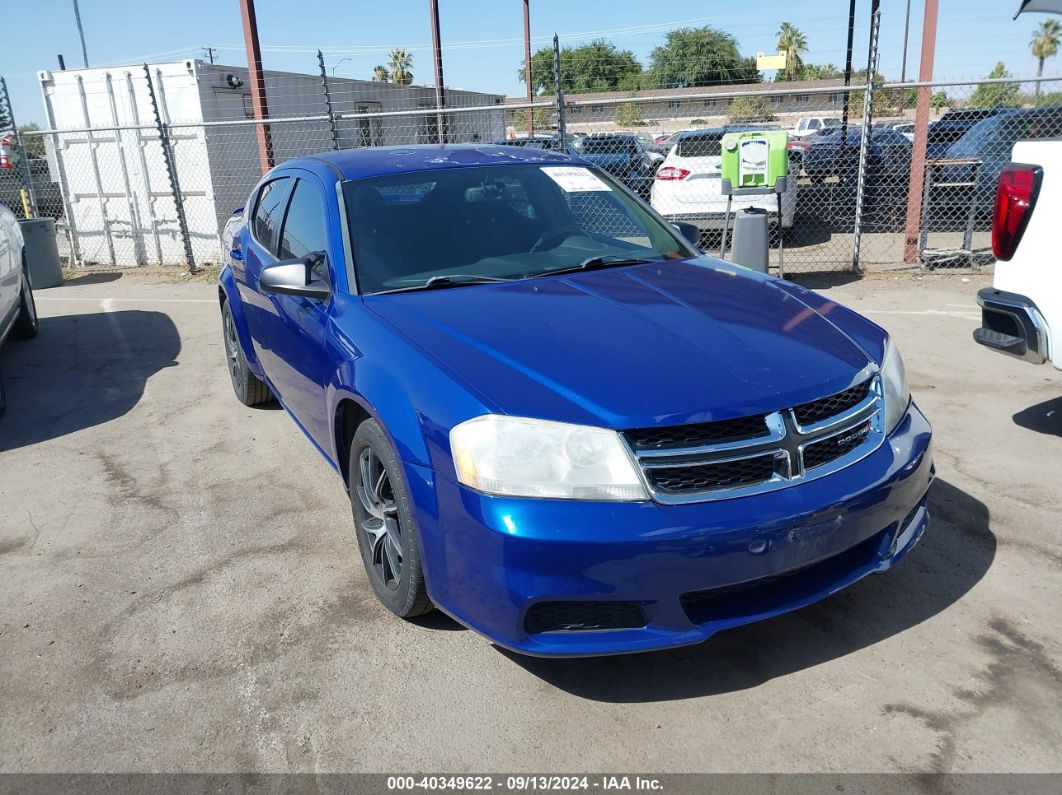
[332,57,352,76]
[524,0,534,135]
[72,0,89,68]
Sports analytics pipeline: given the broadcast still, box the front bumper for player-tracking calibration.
[408,403,933,657]
[973,288,1049,365]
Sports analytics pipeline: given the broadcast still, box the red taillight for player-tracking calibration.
[656,166,690,181]
[992,163,1043,261]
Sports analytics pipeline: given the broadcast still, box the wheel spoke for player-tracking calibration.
[382,531,402,584]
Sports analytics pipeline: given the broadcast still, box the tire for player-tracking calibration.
[11,256,38,341]
[221,299,272,406]
[0,363,6,418]
[349,418,432,619]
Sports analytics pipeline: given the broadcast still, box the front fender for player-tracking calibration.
[219,266,265,378]
[325,296,496,475]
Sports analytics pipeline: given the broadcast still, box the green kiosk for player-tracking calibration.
[719,129,793,276]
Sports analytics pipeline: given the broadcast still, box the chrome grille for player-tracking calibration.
[627,369,884,504]
[625,415,769,451]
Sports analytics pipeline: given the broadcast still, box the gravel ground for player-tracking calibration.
[1,268,1060,775]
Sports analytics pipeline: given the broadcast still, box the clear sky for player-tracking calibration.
[1,0,1057,126]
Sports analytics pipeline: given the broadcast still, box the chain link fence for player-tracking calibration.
[2,46,1060,276]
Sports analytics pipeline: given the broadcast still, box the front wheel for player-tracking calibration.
[349,419,432,618]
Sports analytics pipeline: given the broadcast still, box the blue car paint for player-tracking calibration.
[220,144,933,657]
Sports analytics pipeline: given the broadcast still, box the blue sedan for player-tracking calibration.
[219,144,933,657]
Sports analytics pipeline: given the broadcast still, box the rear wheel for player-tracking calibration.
[221,300,272,406]
[349,419,432,618]
[11,256,38,341]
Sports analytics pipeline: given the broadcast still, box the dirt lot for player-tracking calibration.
[1,269,1060,774]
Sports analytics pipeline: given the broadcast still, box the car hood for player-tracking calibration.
[366,259,877,429]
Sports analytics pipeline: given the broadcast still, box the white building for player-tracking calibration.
[38,59,506,267]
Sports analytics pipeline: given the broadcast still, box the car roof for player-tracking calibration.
[285,144,577,181]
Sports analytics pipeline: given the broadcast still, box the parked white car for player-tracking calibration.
[0,203,39,415]
[790,116,841,138]
[650,128,797,236]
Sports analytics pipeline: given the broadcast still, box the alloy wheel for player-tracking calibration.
[356,447,404,590]
[223,308,244,390]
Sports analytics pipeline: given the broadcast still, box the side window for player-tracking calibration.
[279,179,330,284]
[252,177,292,254]
[808,119,821,130]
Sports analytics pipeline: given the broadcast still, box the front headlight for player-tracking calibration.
[881,339,911,435]
[449,415,648,501]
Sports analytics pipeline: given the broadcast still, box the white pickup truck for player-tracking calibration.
[974,139,1059,370]
[0,203,39,415]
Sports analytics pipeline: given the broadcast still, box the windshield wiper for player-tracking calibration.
[373,274,514,294]
[529,255,654,279]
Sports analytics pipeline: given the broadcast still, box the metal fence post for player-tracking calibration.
[851,0,881,273]
[553,34,566,149]
[143,64,196,274]
[1,76,39,218]
[317,50,340,151]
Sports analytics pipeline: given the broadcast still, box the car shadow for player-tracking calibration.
[57,271,123,287]
[1012,396,1062,437]
[0,310,180,452]
[497,478,994,702]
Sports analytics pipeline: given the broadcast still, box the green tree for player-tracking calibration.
[511,106,553,133]
[727,95,776,123]
[18,125,45,159]
[776,22,808,82]
[388,49,413,85]
[613,101,645,127]
[1031,19,1061,101]
[520,40,641,95]
[969,62,1021,108]
[646,27,760,89]
[1037,91,1062,107]
[931,90,951,109]
[372,64,390,82]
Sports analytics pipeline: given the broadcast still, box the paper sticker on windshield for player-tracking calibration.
[541,166,611,192]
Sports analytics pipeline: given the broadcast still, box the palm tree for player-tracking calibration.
[776,22,808,82]
[388,49,414,85]
[372,65,391,83]
[1031,19,1062,101]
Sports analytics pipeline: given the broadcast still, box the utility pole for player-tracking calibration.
[238,0,274,173]
[900,0,912,83]
[202,46,217,65]
[429,0,447,144]
[72,0,89,68]
[903,0,940,264]
[840,0,856,141]
[524,0,534,136]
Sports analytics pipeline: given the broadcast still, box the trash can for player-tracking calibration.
[730,208,769,273]
[18,218,63,289]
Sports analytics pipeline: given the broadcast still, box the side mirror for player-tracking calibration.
[260,253,330,301]
[229,248,243,262]
[672,221,701,248]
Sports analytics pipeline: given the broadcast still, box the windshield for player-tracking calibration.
[580,138,636,155]
[947,116,1001,157]
[343,164,692,294]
